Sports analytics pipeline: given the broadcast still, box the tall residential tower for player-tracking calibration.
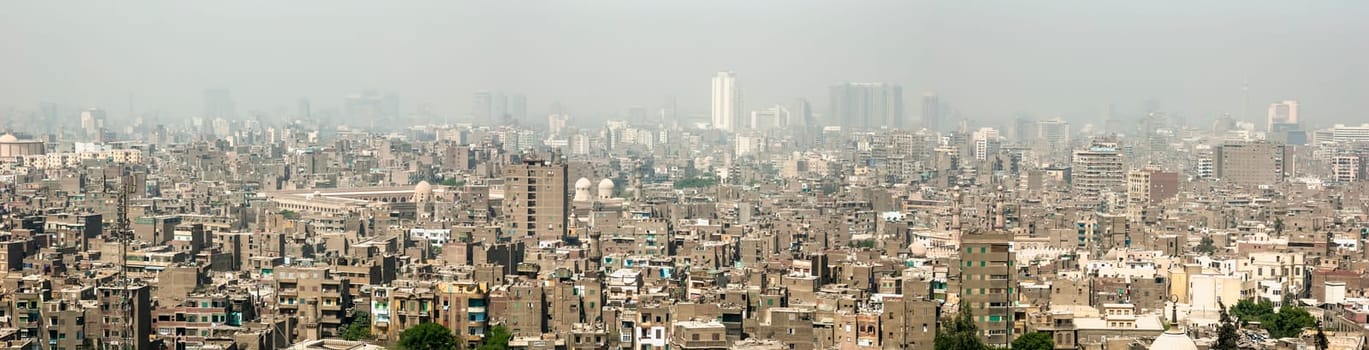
[828,82,904,130]
[711,71,741,132]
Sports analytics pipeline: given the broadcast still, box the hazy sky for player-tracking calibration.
[2,1,1366,127]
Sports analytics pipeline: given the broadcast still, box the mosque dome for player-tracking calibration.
[597,179,615,199]
[0,133,44,158]
[1148,329,1198,350]
[574,178,593,202]
[909,241,929,257]
[414,181,433,202]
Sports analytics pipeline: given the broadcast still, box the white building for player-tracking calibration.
[749,105,790,131]
[735,134,763,157]
[1332,124,1369,143]
[711,71,740,132]
[1331,155,1359,182]
[971,127,1001,160]
[1267,100,1298,131]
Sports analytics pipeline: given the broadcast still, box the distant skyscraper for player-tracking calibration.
[493,92,509,123]
[1012,116,1036,143]
[711,71,741,132]
[345,91,391,128]
[828,82,904,130]
[548,114,568,135]
[382,92,400,118]
[660,96,678,124]
[1036,119,1071,149]
[510,94,527,123]
[1267,100,1298,131]
[473,92,493,123]
[296,98,311,120]
[203,88,235,119]
[627,107,648,122]
[921,92,941,132]
[80,108,106,138]
[790,99,813,128]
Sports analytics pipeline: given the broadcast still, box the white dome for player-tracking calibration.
[909,241,928,257]
[597,179,615,199]
[0,134,17,143]
[414,181,433,202]
[1148,329,1197,350]
[574,178,593,202]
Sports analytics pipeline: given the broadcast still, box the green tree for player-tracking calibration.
[1267,304,1316,339]
[1231,299,1275,327]
[280,209,301,220]
[398,323,458,350]
[475,325,513,350]
[1214,300,1239,350]
[441,178,465,187]
[341,311,373,341]
[1010,332,1053,350]
[1196,236,1216,254]
[935,303,988,350]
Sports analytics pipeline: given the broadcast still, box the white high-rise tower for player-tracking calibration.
[712,71,741,132]
[1267,100,1299,131]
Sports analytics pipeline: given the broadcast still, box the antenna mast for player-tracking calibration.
[117,171,135,349]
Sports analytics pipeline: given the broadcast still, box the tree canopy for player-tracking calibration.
[476,325,513,350]
[1011,332,1053,350]
[935,303,988,350]
[341,311,373,341]
[1267,304,1316,339]
[398,323,458,350]
[1196,236,1216,254]
[1228,299,1316,339]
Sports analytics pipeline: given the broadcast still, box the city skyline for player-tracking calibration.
[1,3,1368,349]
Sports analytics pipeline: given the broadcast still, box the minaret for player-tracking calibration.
[951,187,963,230]
[993,186,1006,230]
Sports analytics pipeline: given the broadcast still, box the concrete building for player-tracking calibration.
[1072,141,1125,203]
[1213,141,1292,185]
[502,158,569,241]
[1126,168,1179,222]
[960,231,1015,346]
[273,265,351,340]
[0,134,44,159]
[1329,154,1360,183]
[98,284,153,350]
